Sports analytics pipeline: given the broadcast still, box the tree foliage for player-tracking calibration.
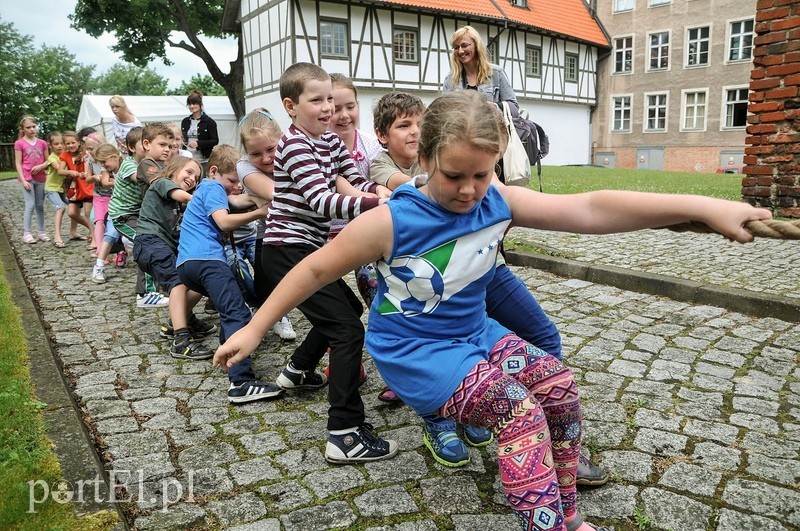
[0,18,94,141]
[168,74,226,97]
[92,63,168,96]
[71,0,244,117]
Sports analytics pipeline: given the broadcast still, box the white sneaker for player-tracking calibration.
[136,293,169,309]
[272,315,297,340]
[91,265,106,284]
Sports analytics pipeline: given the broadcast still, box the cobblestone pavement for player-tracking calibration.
[1,180,798,531]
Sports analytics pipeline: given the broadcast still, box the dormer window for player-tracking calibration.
[510,0,527,7]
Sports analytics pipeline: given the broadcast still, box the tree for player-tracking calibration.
[168,74,226,97]
[0,17,94,141]
[71,0,244,118]
[92,63,169,96]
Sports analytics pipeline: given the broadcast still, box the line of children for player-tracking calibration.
[177,144,282,402]
[14,116,49,244]
[216,89,771,531]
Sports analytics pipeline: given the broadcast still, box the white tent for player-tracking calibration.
[76,95,239,148]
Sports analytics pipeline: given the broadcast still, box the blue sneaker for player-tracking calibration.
[423,419,470,467]
[464,425,494,447]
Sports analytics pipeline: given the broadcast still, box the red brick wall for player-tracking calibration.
[744,0,800,218]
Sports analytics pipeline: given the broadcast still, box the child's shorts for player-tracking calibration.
[132,234,181,293]
[45,191,67,210]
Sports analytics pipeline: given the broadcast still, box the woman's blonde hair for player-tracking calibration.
[418,91,506,174]
[448,26,493,88]
[238,108,282,146]
[108,95,128,108]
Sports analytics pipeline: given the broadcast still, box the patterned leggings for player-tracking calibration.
[438,334,582,531]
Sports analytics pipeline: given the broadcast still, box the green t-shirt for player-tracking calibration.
[136,178,183,252]
[109,156,143,219]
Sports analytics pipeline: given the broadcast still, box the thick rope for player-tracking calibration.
[664,219,800,240]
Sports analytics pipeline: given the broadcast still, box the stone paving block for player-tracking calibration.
[634,408,683,432]
[578,484,639,520]
[258,410,312,426]
[94,416,139,435]
[692,442,741,471]
[691,372,734,392]
[714,336,758,354]
[365,521,438,531]
[740,431,800,459]
[121,387,161,401]
[187,388,231,408]
[239,431,287,456]
[657,462,722,497]
[607,359,647,378]
[624,379,674,396]
[365,451,429,483]
[420,476,482,514]
[355,485,418,517]
[178,442,238,470]
[632,428,687,456]
[259,480,314,511]
[104,430,169,459]
[227,519,282,531]
[682,419,740,445]
[647,359,691,381]
[75,383,118,400]
[598,450,653,482]
[641,487,712,531]
[76,370,118,388]
[112,452,175,481]
[729,412,779,435]
[452,514,520,531]
[280,500,356,531]
[190,406,230,425]
[732,395,779,416]
[631,332,666,353]
[165,374,203,389]
[723,478,800,527]
[305,465,365,499]
[131,397,177,417]
[582,420,628,448]
[745,453,800,486]
[700,349,746,368]
[190,466,234,496]
[141,411,188,430]
[206,491,266,526]
[222,416,263,436]
[677,387,723,406]
[229,456,282,486]
[85,398,132,420]
[133,502,206,530]
[717,508,789,531]
[283,419,330,446]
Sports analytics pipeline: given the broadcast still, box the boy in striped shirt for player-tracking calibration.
[262,62,396,464]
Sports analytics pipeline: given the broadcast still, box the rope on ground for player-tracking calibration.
[664,219,800,240]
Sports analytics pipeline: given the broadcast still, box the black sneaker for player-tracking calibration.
[576,455,609,487]
[275,362,328,390]
[227,380,285,404]
[160,316,218,340]
[325,423,398,464]
[170,337,212,360]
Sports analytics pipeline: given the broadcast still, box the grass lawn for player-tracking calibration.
[534,165,743,200]
[0,170,18,181]
[0,270,117,530]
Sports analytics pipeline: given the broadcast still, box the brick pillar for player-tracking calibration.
[743,0,800,218]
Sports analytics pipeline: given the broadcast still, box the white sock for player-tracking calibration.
[329,426,358,436]
[96,258,104,268]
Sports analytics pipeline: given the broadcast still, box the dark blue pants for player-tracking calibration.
[178,260,255,384]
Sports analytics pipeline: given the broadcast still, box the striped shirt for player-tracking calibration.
[265,125,380,248]
[108,156,143,219]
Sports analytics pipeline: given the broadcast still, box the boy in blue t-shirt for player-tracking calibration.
[176,145,282,403]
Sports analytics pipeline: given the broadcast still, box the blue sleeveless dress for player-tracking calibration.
[366,184,513,414]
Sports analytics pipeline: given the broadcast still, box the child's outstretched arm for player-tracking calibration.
[502,187,772,244]
[211,204,268,232]
[214,204,393,370]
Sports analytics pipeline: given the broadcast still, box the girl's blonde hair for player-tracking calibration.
[163,156,201,182]
[62,131,84,155]
[18,115,37,138]
[238,108,282,146]
[330,73,357,99]
[93,143,120,162]
[418,91,506,173]
[81,131,106,147]
[448,26,493,88]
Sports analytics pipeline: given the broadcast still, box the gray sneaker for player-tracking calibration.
[276,362,328,390]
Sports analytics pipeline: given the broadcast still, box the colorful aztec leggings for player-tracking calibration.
[438,334,582,531]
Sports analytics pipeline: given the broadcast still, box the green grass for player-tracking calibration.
[535,165,743,200]
[0,271,117,530]
[0,171,18,181]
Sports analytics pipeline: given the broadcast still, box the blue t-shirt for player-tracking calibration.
[177,179,229,265]
[365,184,512,414]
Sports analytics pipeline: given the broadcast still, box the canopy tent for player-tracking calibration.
[76,95,239,149]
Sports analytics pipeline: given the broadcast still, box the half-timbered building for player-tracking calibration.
[223,0,609,165]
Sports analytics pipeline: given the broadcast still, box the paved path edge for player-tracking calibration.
[0,220,128,527]
[506,249,800,322]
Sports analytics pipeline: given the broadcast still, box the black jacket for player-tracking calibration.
[180,113,219,159]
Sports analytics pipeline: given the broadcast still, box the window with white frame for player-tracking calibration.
[682,90,707,130]
[724,87,749,128]
[320,19,348,58]
[393,27,418,63]
[645,92,668,131]
[612,95,632,132]
[526,46,542,77]
[614,36,633,73]
[648,31,670,70]
[687,26,710,66]
[488,40,499,64]
[614,0,634,12]
[650,0,670,5]
[729,19,754,62]
[565,53,579,82]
